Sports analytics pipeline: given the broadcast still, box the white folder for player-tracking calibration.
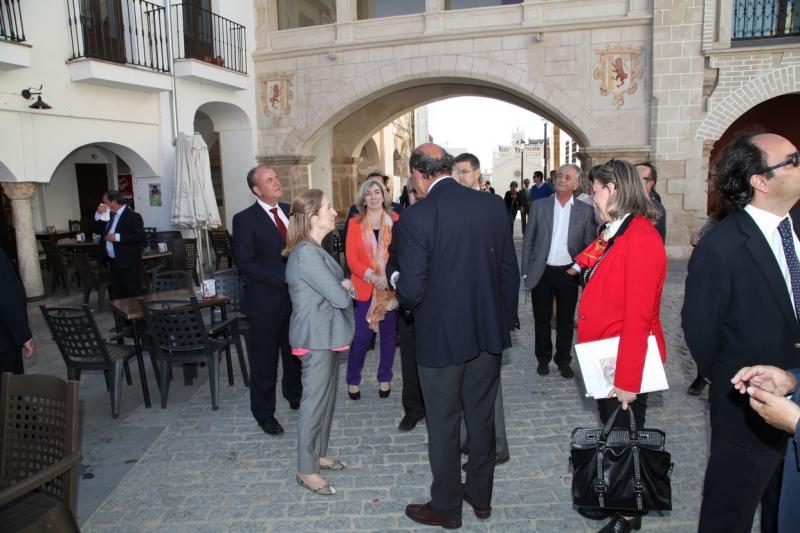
[574,335,669,399]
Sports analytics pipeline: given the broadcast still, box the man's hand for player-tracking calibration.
[340,279,353,292]
[373,274,388,291]
[96,203,108,215]
[566,268,578,276]
[22,339,35,358]
[609,386,637,410]
[105,233,116,242]
[732,365,797,396]
[748,386,800,434]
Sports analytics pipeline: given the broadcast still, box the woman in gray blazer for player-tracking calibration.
[283,189,355,496]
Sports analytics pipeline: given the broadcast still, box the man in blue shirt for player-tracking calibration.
[529,171,553,202]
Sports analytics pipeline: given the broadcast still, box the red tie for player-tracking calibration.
[270,207,287,241]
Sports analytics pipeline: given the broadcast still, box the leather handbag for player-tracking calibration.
[570,406,673,513]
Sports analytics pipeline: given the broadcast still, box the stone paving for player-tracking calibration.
[66,256,720,533]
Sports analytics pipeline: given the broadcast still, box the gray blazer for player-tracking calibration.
[286,240,355,350]
[521,195,597,289]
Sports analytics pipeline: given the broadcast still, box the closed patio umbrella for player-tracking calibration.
[171,132,221,281]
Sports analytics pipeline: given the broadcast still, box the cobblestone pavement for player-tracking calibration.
[69,255,723,533]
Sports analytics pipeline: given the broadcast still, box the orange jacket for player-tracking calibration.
[346,212,400,301]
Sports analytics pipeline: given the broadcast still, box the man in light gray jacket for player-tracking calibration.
[521,164,596,377]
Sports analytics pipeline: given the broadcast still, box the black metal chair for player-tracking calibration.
[183,238,200,285]
[152,230,182,242]
[0,373,81,532]
[152,270,191,293]
[71,253,111,312]
[209,229,234,270]
[68,220,81,233]
[39,305,151,417]
[41,240,71,295]
[139,298,248,410]
[211,268,247,337]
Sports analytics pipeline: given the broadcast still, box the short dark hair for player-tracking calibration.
[366,171,383,180]
[104,190,125,204]
[533,171,544,180]
[714,134,771,209]
[636,161,659,186]
[410,148,454,177]
[246,165,264,195]
[454,152,480,170]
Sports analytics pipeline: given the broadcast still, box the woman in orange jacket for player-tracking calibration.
[345,176,400,400]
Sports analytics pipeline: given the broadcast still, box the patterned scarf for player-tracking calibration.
[361,211,398,331]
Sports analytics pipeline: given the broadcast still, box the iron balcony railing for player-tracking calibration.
[0,0,25,42]
[66,0,169,72]
[733,0,800,41]
[171,3,247,74]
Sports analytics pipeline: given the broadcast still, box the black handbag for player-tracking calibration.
[570,405,673,513]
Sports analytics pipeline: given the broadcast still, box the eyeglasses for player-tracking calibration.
[762,152,800,173]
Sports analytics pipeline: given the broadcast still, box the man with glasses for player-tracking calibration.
[683,133,800,532]
[636,162,667,242]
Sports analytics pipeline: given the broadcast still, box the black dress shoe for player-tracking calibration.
[577,507,610,520]
[462,487,491,519]
[348,390,361,400]
[398,413,424,431]
[405,502,461,529]
[559,365,575,379]
[289,401,301,410]
[687,374,707,396]
[258,417,284,435]
[379,387,391,399]
[598,514,641,533]
[537,362,550,375]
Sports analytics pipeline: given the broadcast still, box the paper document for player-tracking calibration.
[574,335,668,398]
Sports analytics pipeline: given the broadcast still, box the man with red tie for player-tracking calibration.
[233,166,302,435]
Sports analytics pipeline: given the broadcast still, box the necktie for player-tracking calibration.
[270,207,287,242]
[105,211,116,234]
[777,217,800,320]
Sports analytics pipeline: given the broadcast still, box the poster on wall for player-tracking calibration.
[117,173,135,210]
[149,184,162,207]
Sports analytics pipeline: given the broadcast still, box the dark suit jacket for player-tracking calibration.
[232,201,291,319]
[396,178,520,367]
[521,195,597,289]
[386,219,412,322]
[682,208,800,450]
[96,207,145,269]
[650,190,667,242]
[0,248,31,353]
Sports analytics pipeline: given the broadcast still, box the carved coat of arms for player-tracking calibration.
[260,73,294,126]
[593,45,643,109]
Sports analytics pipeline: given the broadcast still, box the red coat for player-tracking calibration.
[576,215,667,393]
[346,212,400,301]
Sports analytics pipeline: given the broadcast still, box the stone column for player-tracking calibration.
[331,157,360,220]
[552,125,561,169]
[256,155,314,203]
[335,0,356,42]
[2,182,44,300]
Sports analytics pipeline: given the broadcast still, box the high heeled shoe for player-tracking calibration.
[348,389,361,400]
[379,384,391,398]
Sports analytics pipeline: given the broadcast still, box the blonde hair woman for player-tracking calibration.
[344,176,400,400]
[284,189,355,496]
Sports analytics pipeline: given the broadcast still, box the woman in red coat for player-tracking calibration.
[574,159,667,533]
[345,176,400,400]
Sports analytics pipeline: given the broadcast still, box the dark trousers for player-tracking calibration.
[520,208,528,236]
[699,432,784,533]
[532,265,579,366]
[507,209,518,235]
[418,351,501,519]
[246,313,302,423]
[0,348,24,375]
[398,312,424,418]
[109,260,143,300]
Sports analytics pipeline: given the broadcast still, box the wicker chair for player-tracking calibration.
[152,270,191,293]
[71,252,111,311]
[0,373,81,532]
[168,238,199,286]
[209,229,234,270]
[211,268,247,337]
[40,305,151,417]
[68,220,81,233]
[140,297,248,410]
[41,240,71,295]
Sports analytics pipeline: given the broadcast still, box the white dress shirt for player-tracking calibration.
[257,198,289,229]
[100,204,126,258]
[744,204,800,318]
[546,195,575,266]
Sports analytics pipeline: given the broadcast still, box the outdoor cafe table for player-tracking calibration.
[109,289,230,407]
[56,239,97,252]
[36,230,77,241]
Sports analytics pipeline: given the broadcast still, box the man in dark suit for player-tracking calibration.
[0,248,34,377]
[521,164,596,377]
[397,144,519,528]
[232,166,302,436]
[93,191,145,299]
[519,178,530,235]
[682,133,800,533]
[636,162,667,242]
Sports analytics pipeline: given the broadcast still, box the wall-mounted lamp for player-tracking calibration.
[21,85,52,110]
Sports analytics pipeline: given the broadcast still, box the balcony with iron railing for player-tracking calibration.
[171,3,246,74]
[65,0,171,91]
[732,0,800,44]
[0,0,29,70]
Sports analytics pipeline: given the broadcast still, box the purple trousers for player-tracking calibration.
[346,296,397,386]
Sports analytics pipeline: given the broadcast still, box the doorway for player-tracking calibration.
[76,163,109,234]
[183,0,214,62]
[81,0,126,63]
